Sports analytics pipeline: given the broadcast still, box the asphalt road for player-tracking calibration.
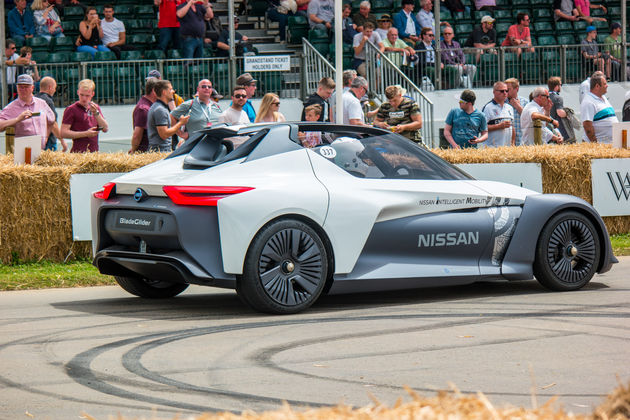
[1,258,629,420]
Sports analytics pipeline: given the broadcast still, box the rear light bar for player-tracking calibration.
[93,182,116,200]
[163,186,254,206]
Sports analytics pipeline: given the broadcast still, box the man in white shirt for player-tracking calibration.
[581,72,618,143]
[481,81,515,147]
[101,4,134,59]
[520,87,563,145]
[342,76,368,125]
[416,0,434,33]
[219,86,250,125]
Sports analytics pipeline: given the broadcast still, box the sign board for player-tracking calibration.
[13,135,42,164]
[591,158,630,216]
[70,173,124,240]
[612,122,630,149]
[455,163,543,193]
[244,55,290,72]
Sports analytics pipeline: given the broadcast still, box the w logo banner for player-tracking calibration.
[607,171,630,201]
[591,159,630,217]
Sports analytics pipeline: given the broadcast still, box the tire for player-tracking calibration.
[114,276,189,299]
[237,219,328,314]
[533,211,600,291]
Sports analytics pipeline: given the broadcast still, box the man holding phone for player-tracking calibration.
[61,78,109,152]
[0,74,56,150]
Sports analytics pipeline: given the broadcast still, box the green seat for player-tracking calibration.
[537,35,557,46]
[521,51,540,84]
[52,36,76,52]
[71,51,93,62]
[534,21,554,36]
[128,19,153,35]
[311,41,330,58]
[31,52,49,63]
[144,49,166,59]
[512,8,531,18]
[121,50,143,60]
[473,10,493,21]
[117,67,139,100]
[573,20,587,32]
[542,50,561,79]
[504,52,520,79]
[257,71,283,92]
[248,0,268,17]
[26,36,50,53]
[134,5,154,19]
[494,9,511,21]
[167,49,184,59]
[63,6,84,21]
[288,15,309,44]
[452,12,471,23]
[89,66,115,101]
[565,49,582,82]
[593,20,608,31]
[554,21,573,33]
[480,53,498,87]
[532,9,552,20]
[95,51,117,61]
[371,0,391,13]
[308,28,329,41]
[47,52,70,63]
[557,34,576,44]
[115,5,133,19]
[440,10,453,21]
[495,22,511,34]
[455,23,474,36]
[61,20,78,36]
[129,34,152,49]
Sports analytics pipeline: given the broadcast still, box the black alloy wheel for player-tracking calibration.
[237,219,328,314]
[533,211,600,291]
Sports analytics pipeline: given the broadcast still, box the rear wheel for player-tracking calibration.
[237,219,328,314]
[533,211,600,291]
[114,276,189,298]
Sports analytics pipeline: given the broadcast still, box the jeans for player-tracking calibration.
[267,7,289,41]
[182,36,203,58]
[77,44,110,58]
[158,27,181,51]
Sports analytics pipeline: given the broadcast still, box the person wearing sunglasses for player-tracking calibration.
[481,81,515,147]
[501,12,533,57]
[415,27,440,88]
[170,79,219,144]
[255,93,286,123]
[219,86,250,125]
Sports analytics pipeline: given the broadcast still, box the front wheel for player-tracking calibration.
[533,211,600,291]
[114,276,189,298]
[237,219,328,314]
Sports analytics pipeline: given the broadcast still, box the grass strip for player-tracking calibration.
[0,234,628,291]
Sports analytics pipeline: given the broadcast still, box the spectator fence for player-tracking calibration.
[302,39,336,99]
[364,41,436,147]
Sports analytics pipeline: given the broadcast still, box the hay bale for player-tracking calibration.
[35,150,167,173]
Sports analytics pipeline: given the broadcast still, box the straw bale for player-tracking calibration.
[35,151,167,173]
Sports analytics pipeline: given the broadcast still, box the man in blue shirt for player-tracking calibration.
[8,0,35,44]
[444,90,488,148]
[235,73,257,122]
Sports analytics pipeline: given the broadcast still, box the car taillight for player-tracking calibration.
[93,182,116,200]
[162,186,254,206]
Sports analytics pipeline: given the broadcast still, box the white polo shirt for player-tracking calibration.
[520,101,554,145]
[482,100,514,147]
[342,90,364,125]
[580,92,618,143]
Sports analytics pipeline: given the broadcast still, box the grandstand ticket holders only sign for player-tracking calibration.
[244,56,291,72]
[591,158,630,217]
[13,136,41,165]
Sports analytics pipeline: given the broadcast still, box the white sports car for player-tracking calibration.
[92,123,616,314]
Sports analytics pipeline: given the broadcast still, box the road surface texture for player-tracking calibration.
[1,257,629,419]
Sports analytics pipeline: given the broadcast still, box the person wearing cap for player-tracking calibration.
[604,22,629,80]
[375,14,392,40]
[520,87,563,146]
[35,76,66,152]
[301,77,335,122]
[373,85,423,144]
[581,25,610,80]
[130,78,158,154]
[171,79,219,141]
[353,1,377,34]
[0,74,56,150]
[464,15,497,62]
[235,73,257,123]
[501,12,533,57]
[393,0,421,45]
[215,17,249,57]
[581,72,618,143]
[61,79,109,153]
[481,81,515,147]
[176,0,213,59]
[416,0,434,34]
[342,76,369,126]
[444,90,488,149]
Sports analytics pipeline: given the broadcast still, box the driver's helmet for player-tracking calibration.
[330,137,370,177]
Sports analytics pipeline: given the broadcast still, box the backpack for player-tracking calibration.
[560,107,580,143]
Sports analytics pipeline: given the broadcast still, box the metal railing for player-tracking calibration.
[364,40,436,147]
[4,54,306,107]
[302,38,336,97]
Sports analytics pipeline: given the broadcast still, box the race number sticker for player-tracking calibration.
[319,146,336,159]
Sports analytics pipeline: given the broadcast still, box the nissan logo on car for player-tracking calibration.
[134,188,148,202]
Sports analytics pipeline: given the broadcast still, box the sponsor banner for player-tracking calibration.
[455,163,543,193]
[591,158,630,216]
[244,55,290,72]
[70,173,124,240]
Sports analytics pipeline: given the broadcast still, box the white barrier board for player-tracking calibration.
[455,163,543,193]
[13,135,42,164]
[612,122,630,149]
[70,173,124,241]
[591,158,630,216]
